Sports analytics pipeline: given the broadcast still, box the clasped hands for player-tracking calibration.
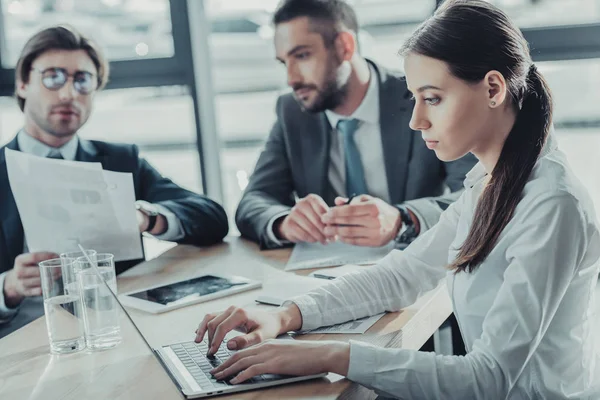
[275,194,402,247]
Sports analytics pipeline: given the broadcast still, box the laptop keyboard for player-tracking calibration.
[169,340,286,389]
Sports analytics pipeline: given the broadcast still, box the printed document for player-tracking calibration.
[6,149,142,261]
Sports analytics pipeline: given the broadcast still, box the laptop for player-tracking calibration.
[155,334,327,398]
[78,247,327,398]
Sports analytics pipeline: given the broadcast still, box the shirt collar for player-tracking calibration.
[17,130,79,161]
[463,127,559,189]
[325,64,380,129]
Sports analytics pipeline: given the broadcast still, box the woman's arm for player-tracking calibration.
[344,193,598,399]
[288,192,465,331]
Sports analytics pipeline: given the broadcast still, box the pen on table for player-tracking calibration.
[254,295,283,307]
[311,273,336,280]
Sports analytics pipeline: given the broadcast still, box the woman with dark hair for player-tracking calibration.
[194,1,600,398]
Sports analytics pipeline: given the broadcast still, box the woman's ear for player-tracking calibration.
[484,70,508,109]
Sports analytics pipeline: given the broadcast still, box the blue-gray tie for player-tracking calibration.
[337,118,367,196]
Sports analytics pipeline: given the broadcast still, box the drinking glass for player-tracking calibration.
[76,253,122,350]
[39,258,86,354]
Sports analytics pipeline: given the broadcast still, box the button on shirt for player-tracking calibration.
[0,131,185,321]
[288,134,600,399]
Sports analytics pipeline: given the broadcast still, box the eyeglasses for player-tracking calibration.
[31,67,98,95]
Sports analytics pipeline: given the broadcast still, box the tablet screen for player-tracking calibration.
[128,275,249,305]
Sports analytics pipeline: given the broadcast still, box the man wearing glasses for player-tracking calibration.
[0,26,229,337]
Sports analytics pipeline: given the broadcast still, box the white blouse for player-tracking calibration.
[290,135,600,399]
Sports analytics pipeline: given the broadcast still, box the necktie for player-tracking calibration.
[47,149,63,160]
[337,118,367,196]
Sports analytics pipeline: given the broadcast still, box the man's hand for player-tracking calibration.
[321,195,402,247]
[274,194,330,244]
[3,252,58,308]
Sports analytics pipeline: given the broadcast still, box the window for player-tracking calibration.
[539,59,600,125]
[0,0,175,67]
[486,0,600,28]
[351,0,436,27]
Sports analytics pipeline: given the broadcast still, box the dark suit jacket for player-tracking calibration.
[236,60,477,249]
[0,136,228,337]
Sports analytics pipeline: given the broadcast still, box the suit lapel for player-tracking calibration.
[372,61,415,204]
[0,137,24,270]
[76,139,99,162]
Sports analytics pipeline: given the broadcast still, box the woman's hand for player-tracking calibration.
[195,304,303,355]
[210,340,350,384]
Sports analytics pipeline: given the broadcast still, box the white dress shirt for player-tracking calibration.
[0,131,184,321]
[288,134,600,399]
[267,66,410,246]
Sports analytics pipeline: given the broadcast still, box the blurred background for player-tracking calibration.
[1,0,600,257]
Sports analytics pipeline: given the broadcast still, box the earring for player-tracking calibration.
[490,101,496,107]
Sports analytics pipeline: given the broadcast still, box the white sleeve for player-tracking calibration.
[288,192,464,330]
[0,271,20,323]
[345,193,599,399]
[150,203,185,242]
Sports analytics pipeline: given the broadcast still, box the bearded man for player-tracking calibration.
[235,0,476,249]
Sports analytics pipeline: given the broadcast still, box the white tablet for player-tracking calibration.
[119,274,262,314]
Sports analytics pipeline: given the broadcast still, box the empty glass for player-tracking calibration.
[39,258,86,354]
[76,253,122,350]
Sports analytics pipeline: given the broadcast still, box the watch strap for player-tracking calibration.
[145,213,158,232]
[394,205,418,245]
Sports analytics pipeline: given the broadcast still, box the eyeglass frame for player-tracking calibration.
[30,67,99,95]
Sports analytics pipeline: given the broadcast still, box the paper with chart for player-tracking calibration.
[285,241,396,271]
[302,313,386,334]
[6,149,142,261]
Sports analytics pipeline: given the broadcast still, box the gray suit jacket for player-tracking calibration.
[236,60,477,249]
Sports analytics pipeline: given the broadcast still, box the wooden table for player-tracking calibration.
[0,237,452,400]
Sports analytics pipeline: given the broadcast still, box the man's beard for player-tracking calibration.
[294,56,349,113]
[302,78,348,113]
[30,105,82,138]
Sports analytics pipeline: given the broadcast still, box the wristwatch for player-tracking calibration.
[394,205,418,245]
[135,201,159,232]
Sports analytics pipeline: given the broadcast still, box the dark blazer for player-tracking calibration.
[236,60,477,249]
[0,136,228,337]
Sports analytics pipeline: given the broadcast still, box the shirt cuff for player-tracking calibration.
[0,271,20,323]
[282,295,323,331]
[150,203,185,242]
[266,210,292,247]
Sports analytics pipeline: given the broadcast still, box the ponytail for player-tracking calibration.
[449,65,554,272]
